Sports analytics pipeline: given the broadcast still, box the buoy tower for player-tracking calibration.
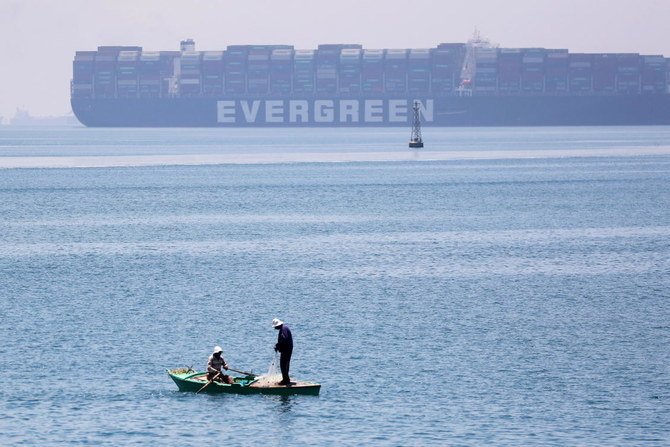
[409,101,424,148]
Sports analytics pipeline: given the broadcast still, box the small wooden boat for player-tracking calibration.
[167,368,321,396]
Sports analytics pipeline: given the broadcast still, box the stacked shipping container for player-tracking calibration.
[94,49,118,99]
[430,44,465,94]
[72,51,96,98]
[316,45,339,94]
[339,49,362,94]
[116,51,139,98]
[315,44,360,94]
[225,46,247,95]
[384,49,408,93]
[74,41,670,99]
[474,47,498,93]
[270,49,293,95]
[293,50,315,93]
[545,50,569,93]
[641,56,666,94]
[247,46,271,95]
[522,49,545,93]
[361,49,384,93]
[498,49,521,93]
[593,54,617,93]
[138,52,161,98]
[179,51,202,97]
[94,47,141,98]
[202,52,224,96]
[569,54,593,93]
[616,54,641,94]
[408,49,431,94]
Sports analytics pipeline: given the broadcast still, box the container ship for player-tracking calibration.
[71,35,670,127]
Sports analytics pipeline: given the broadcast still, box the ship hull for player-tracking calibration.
[71,95,670,127]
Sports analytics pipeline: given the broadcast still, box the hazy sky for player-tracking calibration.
[1,0,669,119]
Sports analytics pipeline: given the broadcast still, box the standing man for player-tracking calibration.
[272,318,293,385]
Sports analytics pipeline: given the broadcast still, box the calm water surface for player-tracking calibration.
[1,127,669,445]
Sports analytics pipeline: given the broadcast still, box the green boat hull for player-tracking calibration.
[167,369,321,396]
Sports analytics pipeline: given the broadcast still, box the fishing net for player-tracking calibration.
[254,352,282,385]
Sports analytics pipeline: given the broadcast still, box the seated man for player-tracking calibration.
[207,346,233,384]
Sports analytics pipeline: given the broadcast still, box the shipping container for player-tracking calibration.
[270,49,293,95]
[593,54,617,93]
[94,52,117,99]
[521,48,545,93]
[94,46,141,99]
[339,48,362,94]
[293,50,315,94]
[384,49,408,93]
[361,49,385,93]
[202,51,224,96]
[316,45,338,94]
[474,47,498,93]
[138,51,161,98]
[72,51,96,98]
[641,55,665,94]
[116,51,139,98]
[73,51,96,82]
[431,43,465,94]
[247,46,272,95]
[498,48,521,93]
[616,54,641,94]
[179,51,202,97]
[98,46,142,54]
[224,46,248,95]
[569,53,593,93]
[316,44,359,94]
[545,49,569,93]
[408,49,431,94]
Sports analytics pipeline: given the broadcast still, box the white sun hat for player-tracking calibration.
[272,318,284,328]
[213,346,223,353]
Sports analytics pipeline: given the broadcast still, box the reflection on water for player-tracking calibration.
[277,395,294,413]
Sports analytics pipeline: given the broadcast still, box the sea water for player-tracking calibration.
[0,126,669,445]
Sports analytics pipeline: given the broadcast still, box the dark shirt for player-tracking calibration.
[276,325,293,353]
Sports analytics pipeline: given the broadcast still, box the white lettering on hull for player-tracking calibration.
[364,100,383,122]
[388,99,407,122]
[216,99,434,124]
[217,100,236,123]
[241,101,260,122]
[314,100,334,123]
[265,100,283,123]
[339,100,359,123]
[289,100,308,123]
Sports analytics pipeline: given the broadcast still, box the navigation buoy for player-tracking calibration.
[409,101,424,148]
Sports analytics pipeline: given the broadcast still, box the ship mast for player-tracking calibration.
[458,29,495,96]
[409,101,424,148]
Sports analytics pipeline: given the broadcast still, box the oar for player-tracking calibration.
[196,372,220,394]
[227,367,257,378]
